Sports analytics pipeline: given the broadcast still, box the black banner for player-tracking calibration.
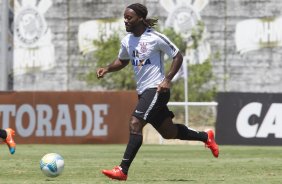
[216,92,282,145]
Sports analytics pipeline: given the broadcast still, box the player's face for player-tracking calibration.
[124,8,142,32]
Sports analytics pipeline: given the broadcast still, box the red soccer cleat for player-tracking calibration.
[102,166,127,181]
[205,129,219,158]
[4,128,16,154]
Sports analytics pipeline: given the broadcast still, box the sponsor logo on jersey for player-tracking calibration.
[131,50,151,69]
[131,59,151,69]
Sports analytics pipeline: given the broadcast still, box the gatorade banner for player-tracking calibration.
[0,91,137,144]
[216,92,282,145]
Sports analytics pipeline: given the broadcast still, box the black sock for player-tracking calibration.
[120,133,143,175]
[0,129,7,139]
[175,124,208,142]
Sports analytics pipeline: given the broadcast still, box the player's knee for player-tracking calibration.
[129,118,142,134]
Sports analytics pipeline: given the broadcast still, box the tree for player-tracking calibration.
[81,32,135,90]
[162,28,217,102]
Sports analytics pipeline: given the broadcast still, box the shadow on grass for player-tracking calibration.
[45,178,57,182]
[139,179,197,182]
[138,178,226,182]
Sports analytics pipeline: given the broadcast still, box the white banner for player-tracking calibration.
[235,17,282,54]
[78,19,124,55]
[13,0,55,75]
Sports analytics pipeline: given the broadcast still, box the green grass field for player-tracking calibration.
[1,144,282,184]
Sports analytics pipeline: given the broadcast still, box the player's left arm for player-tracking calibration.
[157,51,183,92]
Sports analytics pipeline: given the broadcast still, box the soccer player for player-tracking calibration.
[96,3,219,181]
[0,128,16,154]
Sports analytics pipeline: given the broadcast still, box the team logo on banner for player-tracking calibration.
[13,0,55,75]
[160,0,211,65]
[14,6,47,46]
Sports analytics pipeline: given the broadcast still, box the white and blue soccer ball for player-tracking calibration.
[40,153,65,177]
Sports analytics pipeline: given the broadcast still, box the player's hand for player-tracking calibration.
[157,78,171,93]
[96,68,108,79]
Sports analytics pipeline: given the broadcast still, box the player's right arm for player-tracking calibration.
[96,59,130,79]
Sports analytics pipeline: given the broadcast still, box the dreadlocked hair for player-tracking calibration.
[143,18,158,28]
[127,3,158,28]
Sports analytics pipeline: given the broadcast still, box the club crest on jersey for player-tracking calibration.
[139,42,148,53]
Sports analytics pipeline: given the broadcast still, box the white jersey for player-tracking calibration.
[118,28,179,94]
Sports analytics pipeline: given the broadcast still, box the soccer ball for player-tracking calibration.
[40,153,64,177]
